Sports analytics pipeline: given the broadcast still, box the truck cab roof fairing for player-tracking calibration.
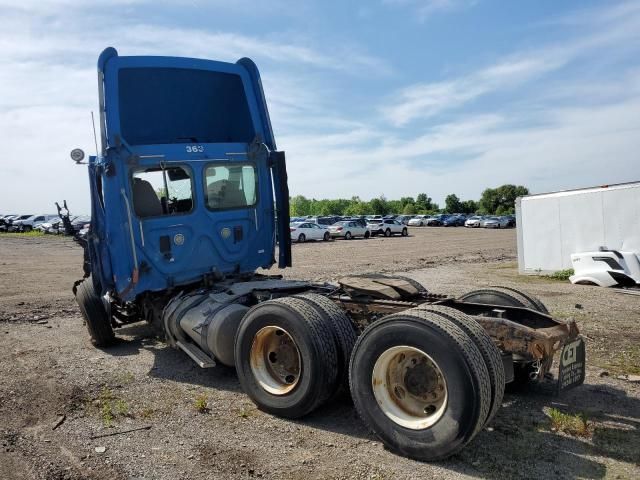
[97,48,272,152]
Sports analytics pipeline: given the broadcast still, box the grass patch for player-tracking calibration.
[113,370,135,385]
[194,393,210,414]
[0,230,47,238]
[140,407,155,419]
[548,408,591,437]
[236,406,253,419]
[95,387,131,427]
[542,269,574,281]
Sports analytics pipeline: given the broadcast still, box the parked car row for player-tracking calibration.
[0,214,55,232]
[463,215,515,228]
[290,217,409,243]
[291,213,516,232]
[0,213,91,235]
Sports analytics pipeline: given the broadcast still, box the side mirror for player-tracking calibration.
[70,148,86,164]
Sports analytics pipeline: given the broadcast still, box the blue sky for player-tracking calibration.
[1,0,639,213]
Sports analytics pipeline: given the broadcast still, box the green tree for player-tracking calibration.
[344,196,369,216]
[290,195,311,216]
[369,196,389,215]
[402,203,417,215]
[444,194,462,213]
[479,184,528,214]
[415,193,436,212]
[460,199,478,214]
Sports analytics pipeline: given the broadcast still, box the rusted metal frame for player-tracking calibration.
[333,294,578,361]
[470,315,575,360]
[437,299,562,329]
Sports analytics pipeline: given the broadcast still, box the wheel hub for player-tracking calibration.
[372,346,447,430]
[250,326,301,395]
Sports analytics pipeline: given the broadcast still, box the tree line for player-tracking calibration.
[290,184,529,217]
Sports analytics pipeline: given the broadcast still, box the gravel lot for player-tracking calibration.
[0,229,638,479]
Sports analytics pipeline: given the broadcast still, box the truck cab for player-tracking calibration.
[87,47,290,302]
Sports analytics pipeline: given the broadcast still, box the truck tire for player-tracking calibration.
[491,286,549,314]
[234,297,338,419]
[414,305,505,426]
[349,310,491,461]
[458,287,549,388]
[293,293,357,392]
[458,286,546,312]
[75,275,114,347]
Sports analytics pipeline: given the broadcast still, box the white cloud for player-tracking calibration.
[0,1,386,213]
[381,0,640,126]
[283,91,640,203]
[382,54,566,126]
[0,0,639,217]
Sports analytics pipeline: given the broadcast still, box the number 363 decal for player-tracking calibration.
[186,145,204,153]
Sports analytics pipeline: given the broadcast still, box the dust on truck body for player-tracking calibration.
[74,47,586,461]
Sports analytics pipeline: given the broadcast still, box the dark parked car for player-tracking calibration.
[443,215,466,227]
[425,214,448,226]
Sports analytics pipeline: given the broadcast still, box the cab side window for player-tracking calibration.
[132,166,193,218]
[205,164,257,210]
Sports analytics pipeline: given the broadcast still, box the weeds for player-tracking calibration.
[113,371,135,385]
[140,407,155,419]
[0,231,46,238]
[546,269,574,281]
[194,393,210,413]
[101,402,114,427]
[237,406,253,419]
[96,387,131,427]
[548,408,591,437]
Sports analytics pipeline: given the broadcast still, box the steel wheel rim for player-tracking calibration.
[372,346,447,430]
[250,326,301,395]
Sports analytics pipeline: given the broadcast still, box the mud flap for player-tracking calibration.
[557,337,586,393]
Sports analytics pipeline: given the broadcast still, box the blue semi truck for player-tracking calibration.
[70,47,585,461]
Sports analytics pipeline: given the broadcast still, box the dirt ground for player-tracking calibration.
[0,228,638,480]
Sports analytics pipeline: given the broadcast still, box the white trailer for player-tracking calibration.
[516,181,640,275]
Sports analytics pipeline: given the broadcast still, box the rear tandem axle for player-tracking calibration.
[76,273,585,461]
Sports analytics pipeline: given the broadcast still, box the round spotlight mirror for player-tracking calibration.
[70,148,85,163]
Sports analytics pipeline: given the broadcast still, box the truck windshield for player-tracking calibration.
[204,164,257,210]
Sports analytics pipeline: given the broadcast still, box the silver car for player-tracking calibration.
[327,221,371,239]
[482,216,511,228]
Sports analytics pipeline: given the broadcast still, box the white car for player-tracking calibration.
[11,214,58,232]
[367,219,408,237]
[289,222,330,243]
[464,216,483,228]
[408,215,429,226]
[327,221,370,239]
[36,217,63,233]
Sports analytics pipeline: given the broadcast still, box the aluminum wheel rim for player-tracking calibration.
[250,326,301,395]
[372,346,447,430]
